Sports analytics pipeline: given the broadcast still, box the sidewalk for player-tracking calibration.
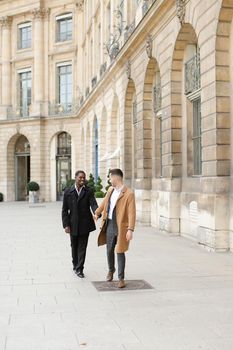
[0,202,233,350]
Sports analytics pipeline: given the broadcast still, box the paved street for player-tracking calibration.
[0,202,233,350]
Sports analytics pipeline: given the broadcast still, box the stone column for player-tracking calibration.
[0,16,12,118]
[100,1,104,65]
[31,8,49,116]
[92,17,95,78]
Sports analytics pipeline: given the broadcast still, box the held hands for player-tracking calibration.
[64,226,71,234]
[93,214,99,222]
[126,230,133,242]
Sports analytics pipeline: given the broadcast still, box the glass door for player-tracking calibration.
[16,155,30,201]
[56,156,71,200]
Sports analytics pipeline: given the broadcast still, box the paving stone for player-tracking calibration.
[1,202,233,349]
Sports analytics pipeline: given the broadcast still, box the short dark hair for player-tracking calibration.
[75,170,86,177]
[109,168,124,178]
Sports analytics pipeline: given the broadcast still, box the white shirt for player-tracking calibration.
[108,186,124,219]
[75,184,84,196]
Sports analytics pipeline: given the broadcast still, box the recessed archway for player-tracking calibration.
[93,116,99,180]
[86,123,91,176]
[49,131,72,201]
[99,106,107,180]
[171,23,199,178]
[143,57,161,179]
[124,79,137,181]
[106,94,120,169]
[7,134,31,201]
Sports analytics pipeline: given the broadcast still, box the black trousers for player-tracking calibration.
[70,233,89,272]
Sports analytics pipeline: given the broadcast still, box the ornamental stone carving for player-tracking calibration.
[31,8,50,20]
[146,34,152,58]
[126,60,131,79]
[0,16,13,28]
[176,0,186,25]
[76,0,84,11]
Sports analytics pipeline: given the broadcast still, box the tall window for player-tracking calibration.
[18,22,32,49]
[192,98,202,175]
[153,72,162,177]
[94,118,99,180]
[185,45,201,176]
[56,13,72,42]
[132,94,137,178]
[57,132,71,156]
[18,70,31,117]
[57,64,72,111]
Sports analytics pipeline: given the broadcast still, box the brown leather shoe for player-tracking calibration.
[106,270,115,282]
[118,280,125,289]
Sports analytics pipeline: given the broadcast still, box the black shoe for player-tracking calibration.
[76,271,85,278]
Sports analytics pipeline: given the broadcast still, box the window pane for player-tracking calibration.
[19,71,32,108]
[192,98,202,175]
[57,16,72,42]
[57,64,72,105]
[19,25,32,49]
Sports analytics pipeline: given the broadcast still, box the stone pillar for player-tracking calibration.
[100,1,104,65]
[0,16,12,119]
[31,8,49,116]
[91,17,95,77]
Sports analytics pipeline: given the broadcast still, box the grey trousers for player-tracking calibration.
[106,219,125,280]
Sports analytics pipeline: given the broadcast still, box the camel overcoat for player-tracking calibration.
[95,186,136,253]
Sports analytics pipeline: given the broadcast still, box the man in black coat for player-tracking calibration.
[62,170,98,278]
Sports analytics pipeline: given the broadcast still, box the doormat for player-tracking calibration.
[92,280,154,292]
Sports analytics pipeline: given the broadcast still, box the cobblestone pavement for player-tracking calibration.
[0,202,233,350]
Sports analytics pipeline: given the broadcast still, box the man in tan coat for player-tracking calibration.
[94,168,136,288]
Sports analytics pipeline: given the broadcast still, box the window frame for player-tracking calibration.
[17,22,32,50]
[56,13,73,43]
[17,68,32,117]
[56,62,73,111]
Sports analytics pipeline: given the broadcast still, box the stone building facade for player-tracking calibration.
[0,0,232,252]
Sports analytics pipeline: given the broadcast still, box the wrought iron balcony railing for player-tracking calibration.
[185,53,201,95]
[85,87,90,97]
[7,105,30,119]
[124,20,135,42]
[48,101,79,116]
[91,76,97,88]
[100,62,107,77]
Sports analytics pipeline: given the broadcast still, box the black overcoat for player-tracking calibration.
[62,185,98,236]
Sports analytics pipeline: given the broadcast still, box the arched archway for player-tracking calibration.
[108,94,120,169]
[143,57,161,179]
[86,123,91,175]
[49,131,72,201]
[7,134,31,201]
[171,23,200,177]
[99,106,107,180]
[124,79,137,182]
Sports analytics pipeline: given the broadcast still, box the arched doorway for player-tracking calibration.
[56,132,72,200]
[15,135,30,201]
